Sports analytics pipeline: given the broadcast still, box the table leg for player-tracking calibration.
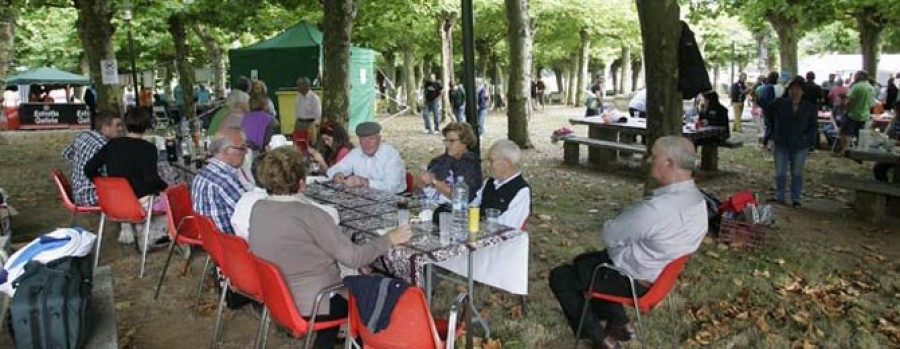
[588,127,618,166]
[425,264,433,305]
[466,249,490,349]
[700,144,719,172]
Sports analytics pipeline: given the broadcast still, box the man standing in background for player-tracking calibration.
[729,72,748,132]
[294,77,322,132]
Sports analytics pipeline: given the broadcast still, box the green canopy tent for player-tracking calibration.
[228,21,376,133]
[5,67,91,87]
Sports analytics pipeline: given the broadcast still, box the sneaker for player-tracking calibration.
[118,224,135,244]
[424,129,431,134]
[605,323,635,342]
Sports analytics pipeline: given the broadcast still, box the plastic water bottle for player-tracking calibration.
[451,176,469,242]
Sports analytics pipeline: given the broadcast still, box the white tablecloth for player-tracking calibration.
[434,234,529,295]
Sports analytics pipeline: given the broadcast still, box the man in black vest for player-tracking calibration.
[470,140,531,229]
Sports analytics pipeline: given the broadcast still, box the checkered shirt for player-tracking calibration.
[62,130,107,206]
[191,158,249,234]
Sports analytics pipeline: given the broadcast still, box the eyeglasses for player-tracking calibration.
[229,145,248,152]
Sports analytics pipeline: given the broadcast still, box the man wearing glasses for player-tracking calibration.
[192,127,254,234]
[327,122,406,194]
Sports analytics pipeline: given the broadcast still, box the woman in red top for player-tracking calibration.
[310,121,353,170]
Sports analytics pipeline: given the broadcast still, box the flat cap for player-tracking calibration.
[355,121,382,136]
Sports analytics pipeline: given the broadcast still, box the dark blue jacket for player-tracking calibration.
[771,98,818,150]
[344,275,409,334]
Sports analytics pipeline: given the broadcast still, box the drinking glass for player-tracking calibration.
[485,208,501,231]
[439,212,452,245]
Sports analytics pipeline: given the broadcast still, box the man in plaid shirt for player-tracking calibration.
[62,113,122,206]
[192,127,252,234]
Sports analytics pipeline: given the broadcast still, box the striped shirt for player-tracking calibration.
[62,130,107,206]
[191,158,251,234]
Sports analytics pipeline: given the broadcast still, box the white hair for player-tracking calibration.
[210,127,245,155]
[490,139,521,165]
[225,90,249,110]
[655,136,697,171]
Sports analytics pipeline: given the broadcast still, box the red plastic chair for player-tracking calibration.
[293,129,310,152]
[52,170,101,226]
[252,254,346,349]
[348,286,467,349]
[154,184,203,299]
[211,233,264,347]
[193,216,226,312]
[574,254,692,348]
[93,177,164,277]
[405,172,415,194]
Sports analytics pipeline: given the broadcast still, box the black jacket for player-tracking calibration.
[771,98,819,151]
[678,21,712,99]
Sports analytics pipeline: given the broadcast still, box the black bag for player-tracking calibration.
[9,255,93,349]
[699,189,723,237]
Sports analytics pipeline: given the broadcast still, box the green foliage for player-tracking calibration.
[532,0,639,68]
[800,21,860,55]
[13,5,81,71]
[689,15,756,68]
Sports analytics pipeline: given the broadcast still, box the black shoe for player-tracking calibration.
[605,323,635,342]
[766,198,786,205]
[792,202,802,208]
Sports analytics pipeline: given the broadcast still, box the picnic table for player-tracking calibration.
[817,111,893,128]
[567,116,734,171]
[826,148,900,223]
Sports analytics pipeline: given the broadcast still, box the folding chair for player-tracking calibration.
[153,106,170,130]
[52,170,101,227]
[211,233,264,347]
[252,255,346,349]
[347,286,467,349]
[154,184,203,299]
[93,177,165,277]
[574,254,691,349]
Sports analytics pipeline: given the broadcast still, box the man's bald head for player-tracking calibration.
[210,127,247,168]
[650,136,697,185]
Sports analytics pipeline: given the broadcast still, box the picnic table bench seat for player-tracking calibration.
[563,136,646,165]
[824,173,900,224]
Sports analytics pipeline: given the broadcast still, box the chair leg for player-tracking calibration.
[519,295,527,316]
[257,312,271,349]
[255,307,269,349]
[630,285,645,349]
[211,279,230,348]
[667,294,679,346]
[69,211,77,227]
[195,255,212,314]
[93,214,106,270]
[139,196,154,278]
[153,240,178,299]
[573,295,592,349]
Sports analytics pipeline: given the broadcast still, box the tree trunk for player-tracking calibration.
[857,12,884,78]
[403,47,417,115]
[576,29,590,107]
[322,0,354,126]
[168,13,196,122]
[554,67,564,101]
[383,50,398,112]
[0,5,17,98]
[769,15,799,77]
[504,0,534,149]
[476,40,491,79]
[439,11,457,122]
[620,45,632,94]
[636,0,683,188]
[712,65,720,90]
[609,60,619,95]
[192,24,226,99]
[567,54,578,105]
[74,0,124,119]
[633,55,644,90]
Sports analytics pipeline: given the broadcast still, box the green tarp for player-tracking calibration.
[5,67,90,87]
[228,21,376,133]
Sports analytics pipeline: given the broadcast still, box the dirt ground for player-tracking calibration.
[0,105,898,348]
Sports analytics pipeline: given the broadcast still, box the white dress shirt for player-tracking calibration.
[326,143,407,194]
[231,188,339,241]
[471,172,531,229]
[628,89,647,112]
[601,180,707,282]
[294,91,322,122]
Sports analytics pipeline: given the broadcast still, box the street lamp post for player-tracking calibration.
[123,2,139,105]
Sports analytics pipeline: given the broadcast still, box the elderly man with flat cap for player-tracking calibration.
[326,121,407,194]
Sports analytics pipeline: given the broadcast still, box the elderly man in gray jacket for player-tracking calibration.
[549,136,708,349]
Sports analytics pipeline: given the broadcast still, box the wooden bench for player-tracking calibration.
[86,265,118,349]
[824,174,900,224]
[563,136,646,165]
[698,139,744,171]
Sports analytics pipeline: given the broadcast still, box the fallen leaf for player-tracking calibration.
[755,316,772,332]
